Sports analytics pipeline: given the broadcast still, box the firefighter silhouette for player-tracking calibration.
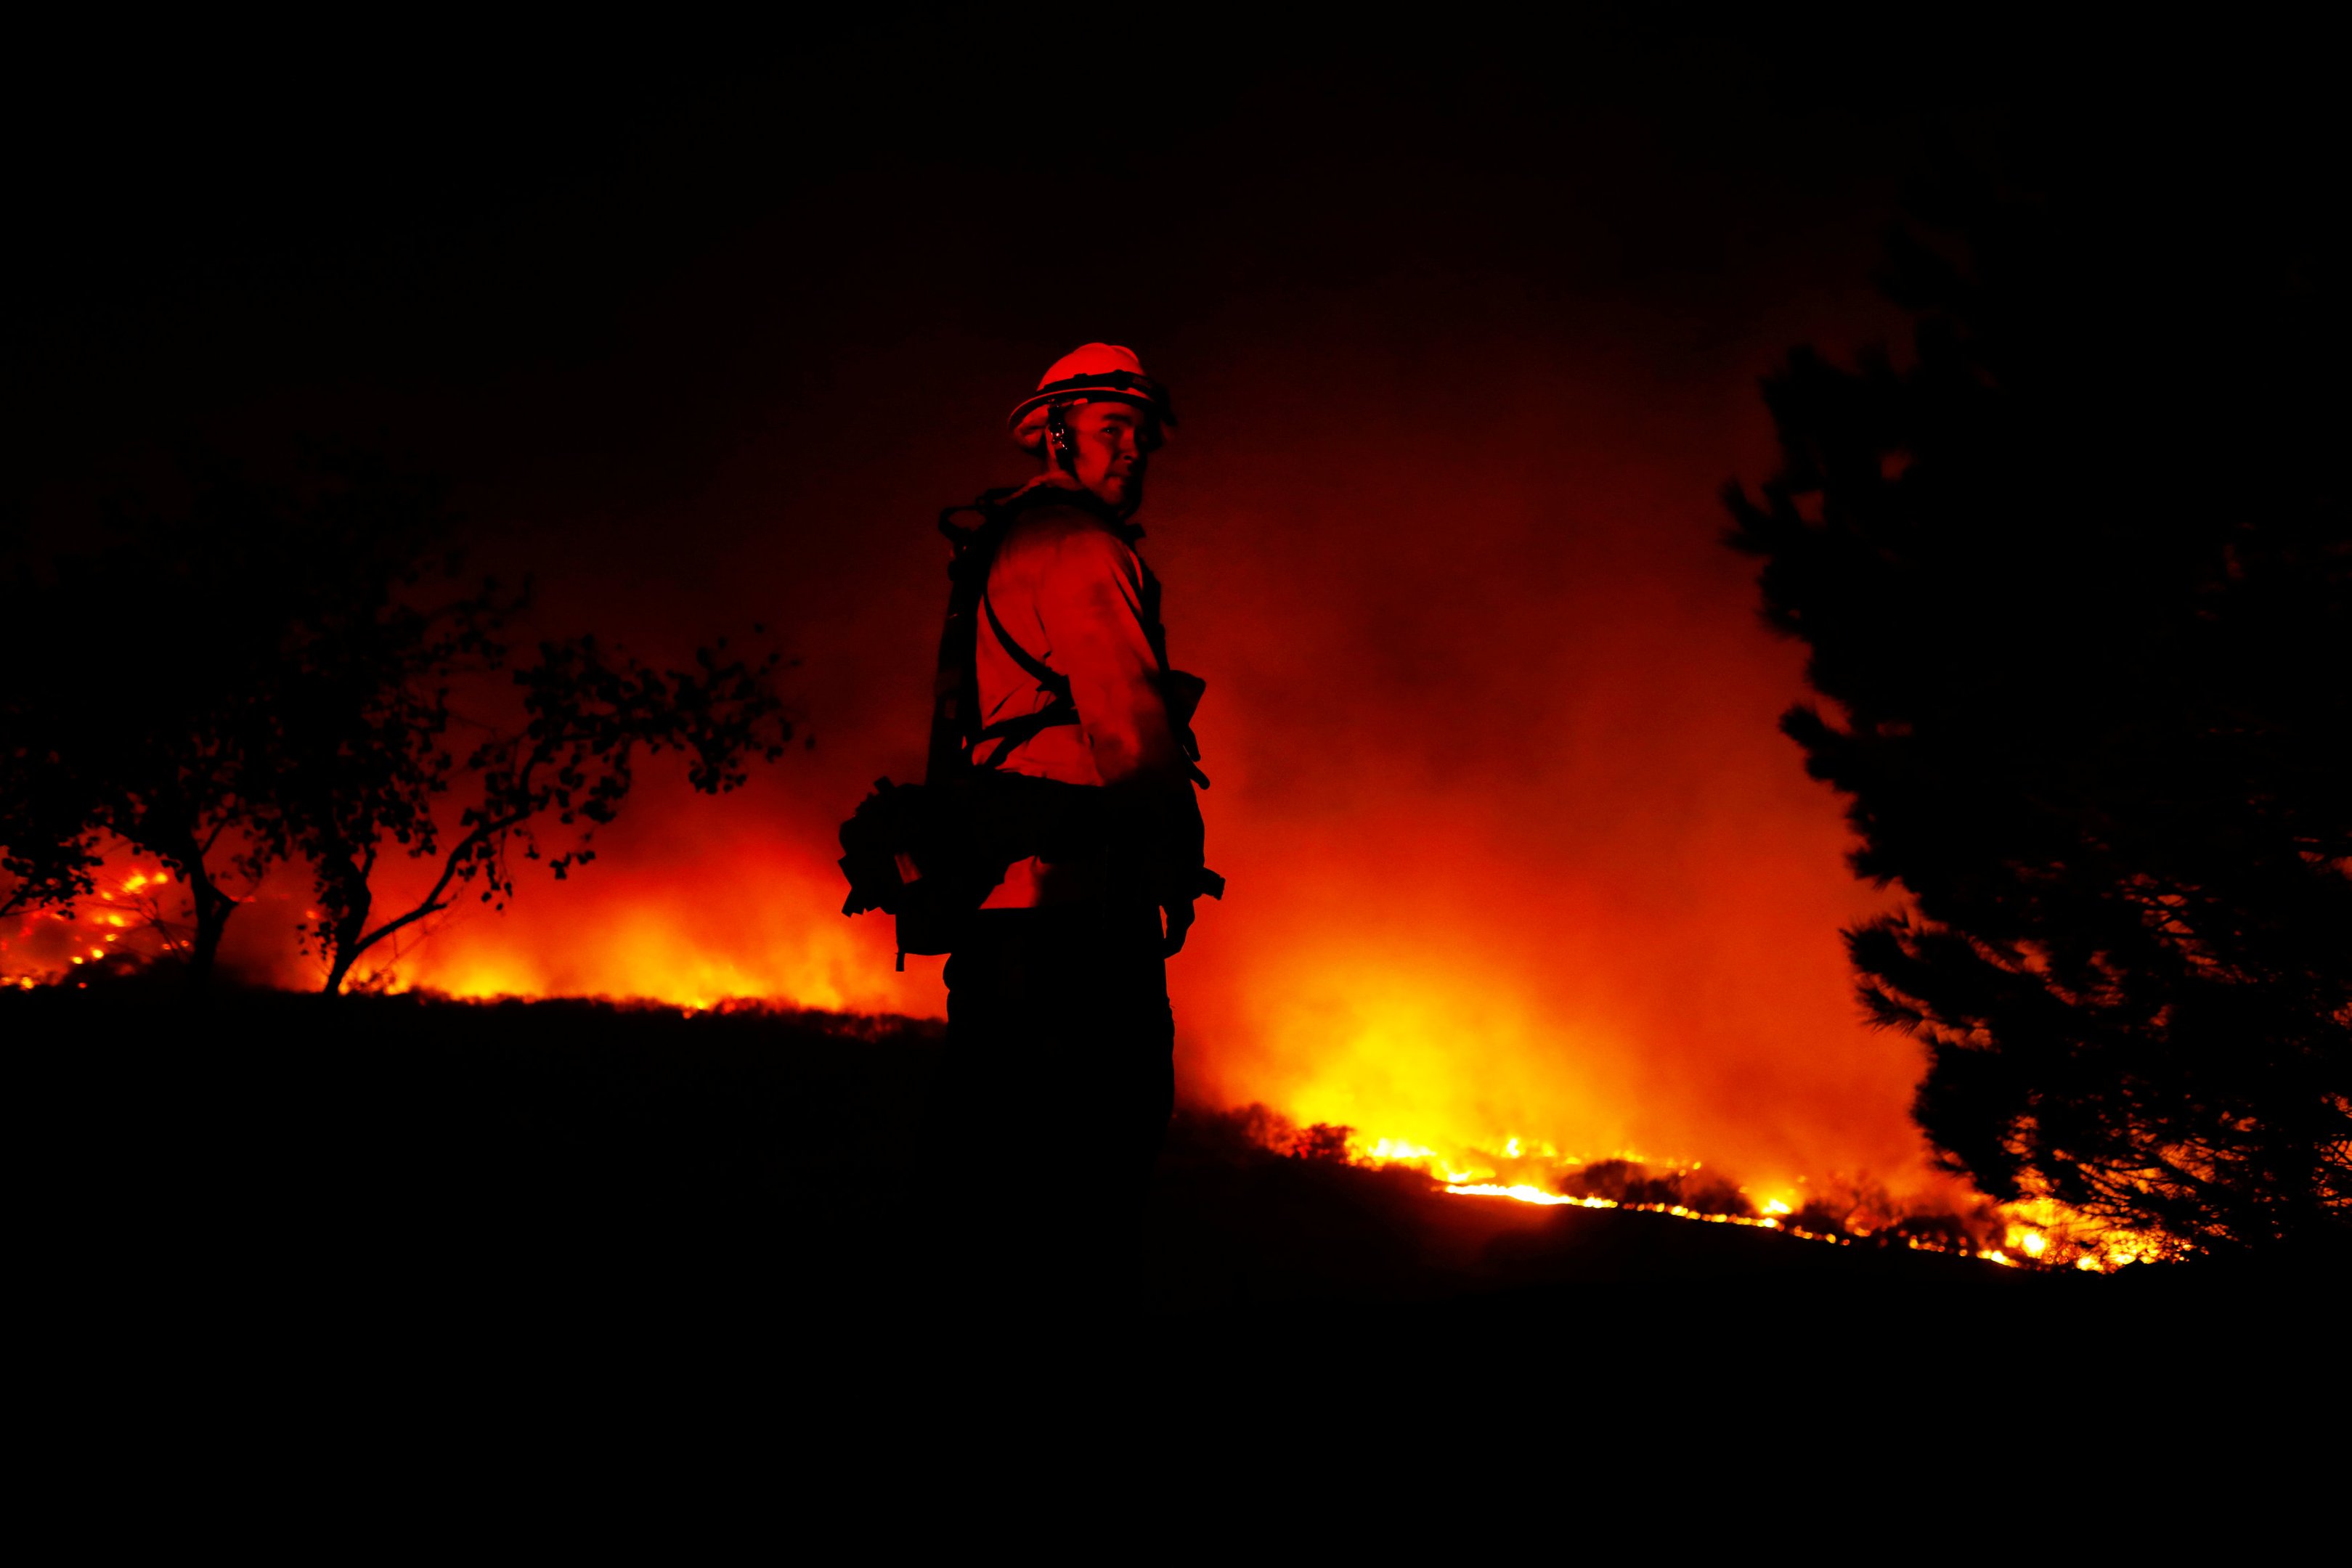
[863,343,1218,1304]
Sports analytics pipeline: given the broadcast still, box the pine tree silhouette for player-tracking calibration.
[1726,140,2348,1258]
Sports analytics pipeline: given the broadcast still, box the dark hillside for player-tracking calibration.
[12,987,945,1312]
[12,987,2261,1360]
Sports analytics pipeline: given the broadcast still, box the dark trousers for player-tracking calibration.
[925,902,1175,1307]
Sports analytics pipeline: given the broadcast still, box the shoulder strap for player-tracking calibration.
[981,589,1071,703]
[972,589,1079,767]
[925,486,1097,783]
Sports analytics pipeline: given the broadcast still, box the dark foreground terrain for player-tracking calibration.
[10,984,2318,1378]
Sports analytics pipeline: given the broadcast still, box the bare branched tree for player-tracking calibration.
[2,450,798,994]
[301,633,792,995]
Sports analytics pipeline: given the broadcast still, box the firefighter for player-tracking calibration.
[928,343,1213,1304]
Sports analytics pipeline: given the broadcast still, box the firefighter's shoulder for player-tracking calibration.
[1001,502,1136,573]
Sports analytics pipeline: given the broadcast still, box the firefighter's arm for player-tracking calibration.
[1034,527,1182,787]
[1035,526,1205,950]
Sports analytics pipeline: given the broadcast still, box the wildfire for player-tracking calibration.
[1993,1196,2168,1274]
[1,846,2165,1276]
[0,856,188,989]
[1440,1177,1977,1252]
[1321,1124,2141,1271]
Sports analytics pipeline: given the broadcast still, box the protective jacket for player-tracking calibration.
[970,482,1205,908]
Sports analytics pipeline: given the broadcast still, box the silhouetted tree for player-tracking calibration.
[1,452,794,993]
[298,630,792,995]
[1726,144,2348,1256]
[0,460,328,974]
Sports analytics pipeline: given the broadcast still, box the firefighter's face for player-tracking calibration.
[1065,401,1152,510]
